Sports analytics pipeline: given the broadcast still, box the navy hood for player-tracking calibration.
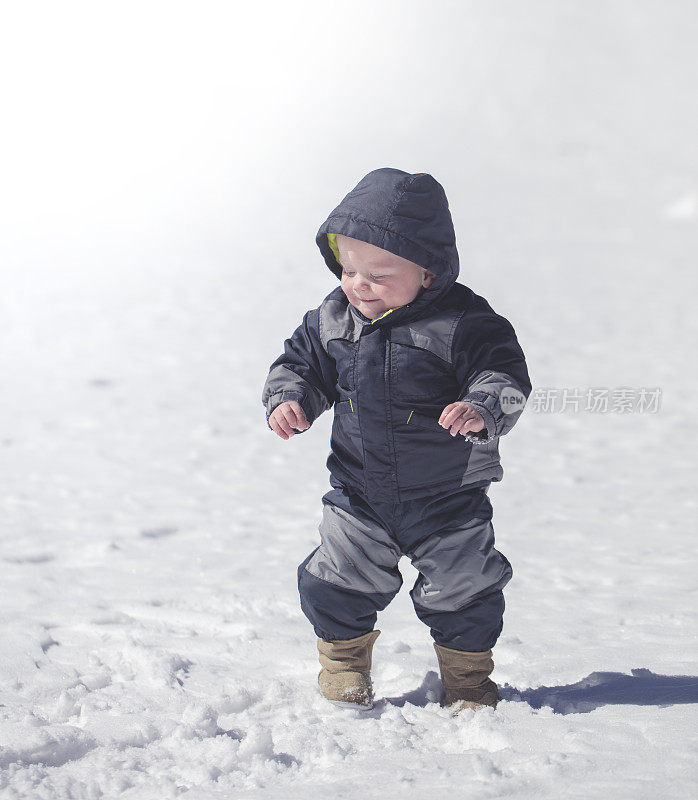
[316,168,460,325]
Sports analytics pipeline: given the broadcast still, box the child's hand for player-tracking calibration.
[268,401,310,440]
[439,402,486,437]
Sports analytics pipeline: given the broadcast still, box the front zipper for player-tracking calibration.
[384,328,399,497]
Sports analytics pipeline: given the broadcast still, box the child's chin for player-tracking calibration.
[354,301,384,318]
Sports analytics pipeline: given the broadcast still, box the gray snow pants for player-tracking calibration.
[297,480,513,652]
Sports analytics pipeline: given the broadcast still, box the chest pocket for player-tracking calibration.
[390,342,459,402]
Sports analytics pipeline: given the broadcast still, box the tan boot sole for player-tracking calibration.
[317,686,374,710]
[329,698,374,710]
[449,698,497,715]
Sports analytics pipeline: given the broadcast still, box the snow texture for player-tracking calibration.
[1,1,697,798]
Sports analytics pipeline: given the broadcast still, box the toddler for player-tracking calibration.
[262,167,531,714]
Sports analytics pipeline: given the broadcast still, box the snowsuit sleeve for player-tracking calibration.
[262,307,338,433]
[452,305,532,444]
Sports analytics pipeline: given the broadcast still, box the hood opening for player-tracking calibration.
[317,168,460,323]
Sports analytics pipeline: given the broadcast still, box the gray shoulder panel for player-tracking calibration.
[319,294,364,349]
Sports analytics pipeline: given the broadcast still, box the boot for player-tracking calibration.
[317,630,381,708]
[434,642,499,714]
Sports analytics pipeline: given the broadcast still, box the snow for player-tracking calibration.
[1,1,697,798]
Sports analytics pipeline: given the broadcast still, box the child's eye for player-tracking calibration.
[341,269,387,281]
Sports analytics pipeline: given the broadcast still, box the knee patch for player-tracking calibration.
[408,517,512,613]
[304,500,403,596]
[298,550,395,641]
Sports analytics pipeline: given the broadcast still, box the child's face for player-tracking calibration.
[336,234,436,319]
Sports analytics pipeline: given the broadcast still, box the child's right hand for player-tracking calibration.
[268,401,310,439]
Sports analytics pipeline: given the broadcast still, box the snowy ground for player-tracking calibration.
[1,1,697,798]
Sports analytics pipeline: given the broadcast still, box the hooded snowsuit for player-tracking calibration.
[262,168,531,651]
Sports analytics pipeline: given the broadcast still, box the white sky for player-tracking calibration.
[1,0,695,284]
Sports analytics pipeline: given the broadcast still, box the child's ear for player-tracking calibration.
[422,269,437,288]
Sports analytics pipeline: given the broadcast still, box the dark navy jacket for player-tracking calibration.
[262,168,531,504]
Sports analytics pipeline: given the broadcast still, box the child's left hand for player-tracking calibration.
[439,402,486,437]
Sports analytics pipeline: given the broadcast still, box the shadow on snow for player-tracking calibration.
[379,668,698,715]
